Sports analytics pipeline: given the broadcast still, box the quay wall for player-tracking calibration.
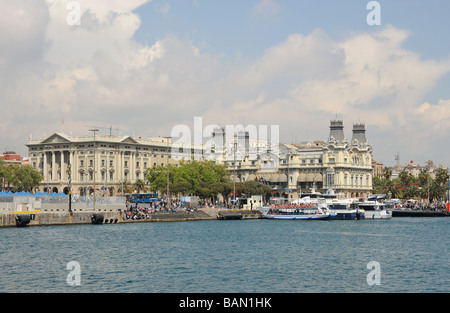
[0,210,123,228]
[392,210,449,217]
[0,207,262,228]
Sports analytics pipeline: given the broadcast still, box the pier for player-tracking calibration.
[392,210,449,217]
[0,207,265,227]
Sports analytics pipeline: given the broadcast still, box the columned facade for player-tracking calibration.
[27,120,374,199]
[218,120,373,199]
[27,133,178,197]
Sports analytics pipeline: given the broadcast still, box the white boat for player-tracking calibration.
[357,196,392,219]
[318,198,365,220]
[259,199,334,220]
[298,189,364,220]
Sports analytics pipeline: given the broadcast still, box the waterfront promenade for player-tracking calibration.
[0,207,262,228]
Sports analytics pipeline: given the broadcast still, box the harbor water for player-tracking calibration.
[0,217,448,293]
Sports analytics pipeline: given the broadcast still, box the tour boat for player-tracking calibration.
[357,196,392,219]
[317,198,365,220]
[259,202,334,220]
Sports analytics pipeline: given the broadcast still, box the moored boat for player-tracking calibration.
[259,202,334,220]
[357,195,392,219]
[317,198,365,220]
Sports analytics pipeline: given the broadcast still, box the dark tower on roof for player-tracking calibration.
[351,123,367,144]
[328,120,345,142]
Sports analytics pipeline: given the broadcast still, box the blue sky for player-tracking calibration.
[134,0,450,60]
[133,0,450,110]
[1,0,450,168]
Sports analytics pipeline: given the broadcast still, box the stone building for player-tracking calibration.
[26,120,374,199]
[26,133,180,196]
[213,120,374,199]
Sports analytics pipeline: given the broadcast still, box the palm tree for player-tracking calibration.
[383,167,392,180]
[434,168,449,186]
[433,169,450,201]
[119,179,132,194]
[134,179,146,193]
[399,170,412,189]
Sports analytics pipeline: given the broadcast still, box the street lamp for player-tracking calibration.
[164,136,172,209]
[89,128,99,210]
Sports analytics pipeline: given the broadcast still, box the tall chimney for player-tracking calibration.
[329,120,345,142]
[352,123,367,144]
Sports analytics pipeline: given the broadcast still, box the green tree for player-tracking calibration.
[383,167,392,180]
[118,179,133,194]
[134,179,146,193]
[19,166,43,192]
[399,170,412,188]
[0,162,43,192]
[145,160,231,201]
[432,169,449,201]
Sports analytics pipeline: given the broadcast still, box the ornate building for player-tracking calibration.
[214,120,374,199]
[320,121,373,198]
[26,120,374,199]
[26,133,180,196]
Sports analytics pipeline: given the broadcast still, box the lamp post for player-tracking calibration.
[68,162,72,214]
[89,128,99,210]
[233,135,237,206]
[164,136,172,210]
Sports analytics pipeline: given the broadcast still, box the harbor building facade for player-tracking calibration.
[216,120,373,199]
[26,133,182,196]
[26,120,374,199]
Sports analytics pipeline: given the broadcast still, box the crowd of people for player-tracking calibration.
[124,199,196,220]
[396,200,449,212]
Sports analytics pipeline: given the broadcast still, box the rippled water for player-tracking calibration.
[1,218,448,293]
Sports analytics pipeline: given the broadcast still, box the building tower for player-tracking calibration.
[328,120,345,142]
[351,123,367,144]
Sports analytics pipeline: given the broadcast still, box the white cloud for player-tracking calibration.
[252,0,280,18]
[157,2,171,16]
[0,1,449,166]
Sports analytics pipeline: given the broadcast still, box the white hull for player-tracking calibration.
[259,205,332,220]
[262,212,330,220]
[363,210,392,219]
[357,200,392,220]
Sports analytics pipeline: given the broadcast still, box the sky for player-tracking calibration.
[1,0,450,167]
